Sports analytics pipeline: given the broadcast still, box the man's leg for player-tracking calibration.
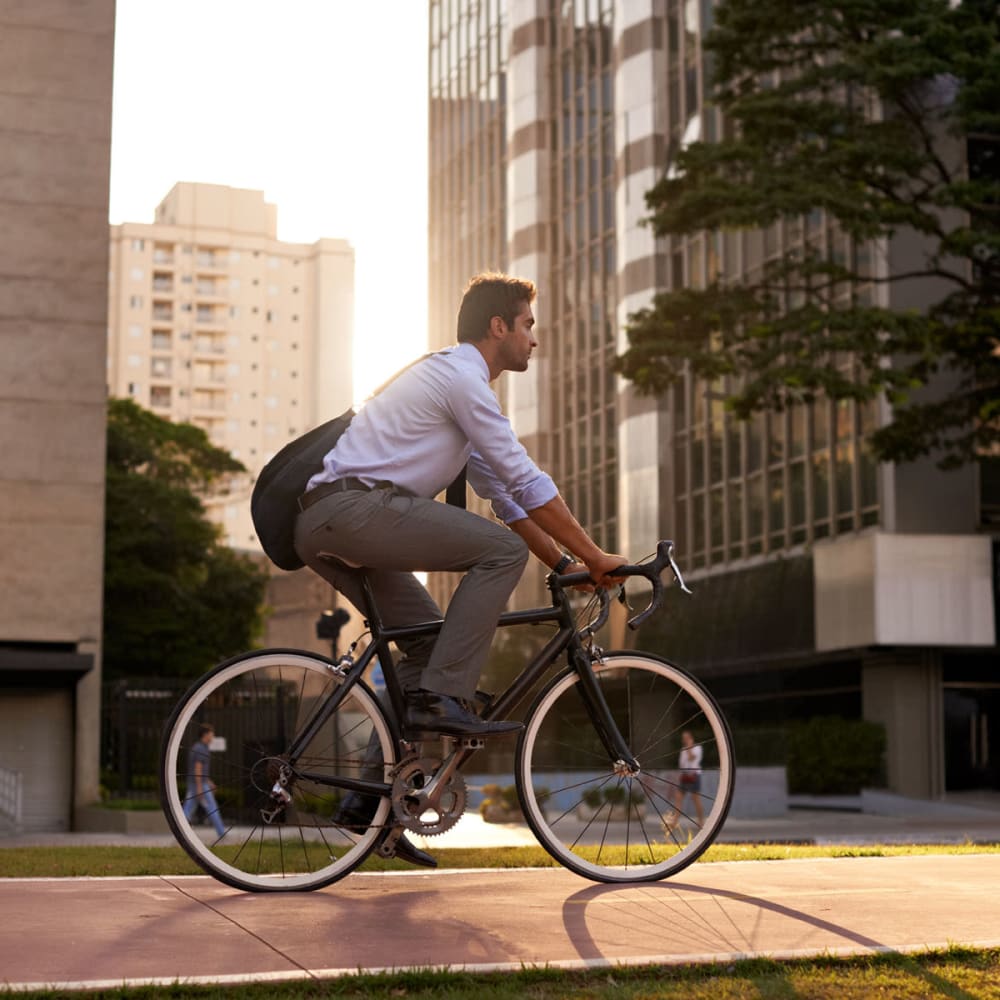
[202,789,226,838]
[295,488,527,699]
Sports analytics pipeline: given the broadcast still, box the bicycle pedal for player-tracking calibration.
[377,827,403,859]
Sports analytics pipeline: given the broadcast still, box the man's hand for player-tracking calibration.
[585,550,627,589]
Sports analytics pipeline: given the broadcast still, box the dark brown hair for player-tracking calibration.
[456,272,537,343]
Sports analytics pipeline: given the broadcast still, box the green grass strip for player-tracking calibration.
[1,945,998,998]
[1,841,998,879]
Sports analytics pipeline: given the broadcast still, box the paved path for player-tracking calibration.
[3,854,1000,991]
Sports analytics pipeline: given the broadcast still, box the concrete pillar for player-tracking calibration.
[862,649,944,799]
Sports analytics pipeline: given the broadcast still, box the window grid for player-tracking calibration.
[671,221,881,571]
[549,0,617,551]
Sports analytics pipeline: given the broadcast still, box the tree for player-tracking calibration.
[615,0,1000,468]
[103,398,269,682]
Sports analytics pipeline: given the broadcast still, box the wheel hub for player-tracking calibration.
[612,758,640,778]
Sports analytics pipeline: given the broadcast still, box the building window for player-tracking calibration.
[150,386,172,408]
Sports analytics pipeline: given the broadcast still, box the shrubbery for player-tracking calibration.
[786,716,886,795]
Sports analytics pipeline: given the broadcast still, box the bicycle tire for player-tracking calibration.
[515,651,735,883]
[159,648,395,892]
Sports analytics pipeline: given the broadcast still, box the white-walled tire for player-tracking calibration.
[516,652,734,883]
[160,649,394,892]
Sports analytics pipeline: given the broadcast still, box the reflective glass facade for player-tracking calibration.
[550,0,618,552]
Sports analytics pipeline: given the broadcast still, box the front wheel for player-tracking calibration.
[516,652,734,883]
[160,649,395,892]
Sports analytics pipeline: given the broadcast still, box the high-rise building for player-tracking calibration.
[107,182,355,551]
[428,0,998,798]
[0,0,115,831]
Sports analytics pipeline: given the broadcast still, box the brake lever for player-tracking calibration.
[667,546,693,595]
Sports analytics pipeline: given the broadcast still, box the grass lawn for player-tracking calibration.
[0,840,998,879]
[1,948,998,999]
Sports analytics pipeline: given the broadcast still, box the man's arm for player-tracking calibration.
[508,517,571,571]
[522,494,625,587]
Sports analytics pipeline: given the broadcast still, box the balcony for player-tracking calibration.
[193,363,227,386]
[195,307,225,329]
[191,389,227,413]
[195,252,226,270]
[193,335,226,356]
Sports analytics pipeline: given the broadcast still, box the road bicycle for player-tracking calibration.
[160,540,735,891]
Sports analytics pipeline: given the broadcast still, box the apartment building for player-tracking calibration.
[107,182,355,552]
[0,0,114,831]
[428,0,998,797]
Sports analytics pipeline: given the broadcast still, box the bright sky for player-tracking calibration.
[108,0,429,400]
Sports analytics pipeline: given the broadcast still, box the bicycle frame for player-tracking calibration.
[284,570,639,803]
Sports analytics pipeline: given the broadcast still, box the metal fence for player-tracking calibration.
[101,679,188,802]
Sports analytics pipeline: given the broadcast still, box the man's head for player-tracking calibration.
[457,273,538,377]
[198,723,215,744]
[457,273,536,344]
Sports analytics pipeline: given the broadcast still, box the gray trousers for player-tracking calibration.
[294,486,528,701]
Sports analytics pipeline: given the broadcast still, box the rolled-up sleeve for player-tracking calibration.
[448,371,557,522]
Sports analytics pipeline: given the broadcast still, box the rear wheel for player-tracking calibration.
[160,649,394,891]
[516,652,734,883]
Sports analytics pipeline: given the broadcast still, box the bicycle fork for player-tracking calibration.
[570,645,641,776]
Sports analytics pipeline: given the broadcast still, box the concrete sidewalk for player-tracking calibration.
[3,854,1000,991]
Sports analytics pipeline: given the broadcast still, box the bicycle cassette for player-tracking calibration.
[391,757,467,837]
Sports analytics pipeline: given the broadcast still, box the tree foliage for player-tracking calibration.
[615,0,1000,468]
[103,398,269,682]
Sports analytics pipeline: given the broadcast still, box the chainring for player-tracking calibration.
[391,756,467,836]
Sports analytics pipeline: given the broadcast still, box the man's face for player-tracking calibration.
[498,301,537,373]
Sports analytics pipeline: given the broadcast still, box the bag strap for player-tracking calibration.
[366,350,439,400]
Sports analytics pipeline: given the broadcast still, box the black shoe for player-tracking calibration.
[405,689,523,739]
[392,834,437,869]
[334,794,437,869]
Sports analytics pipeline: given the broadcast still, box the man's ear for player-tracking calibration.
[488,314,506,339]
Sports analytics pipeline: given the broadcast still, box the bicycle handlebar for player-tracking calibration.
[554,540,692,631]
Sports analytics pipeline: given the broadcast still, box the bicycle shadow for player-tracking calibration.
[560,880,980,999]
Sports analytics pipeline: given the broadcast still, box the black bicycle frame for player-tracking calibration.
[285,571,639,799]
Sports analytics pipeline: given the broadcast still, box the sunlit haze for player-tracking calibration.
[108,0,429,401]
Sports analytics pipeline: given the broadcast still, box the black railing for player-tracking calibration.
[101,679,188,802]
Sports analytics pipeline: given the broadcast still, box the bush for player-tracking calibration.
[731,726,788,767]
[480,783,548,821]
[786,716,886,795]
[582,784,645,809]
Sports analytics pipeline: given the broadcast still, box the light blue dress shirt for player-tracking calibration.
[307,343,557,523]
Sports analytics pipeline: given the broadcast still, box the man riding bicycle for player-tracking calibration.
[293,272,623,866]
